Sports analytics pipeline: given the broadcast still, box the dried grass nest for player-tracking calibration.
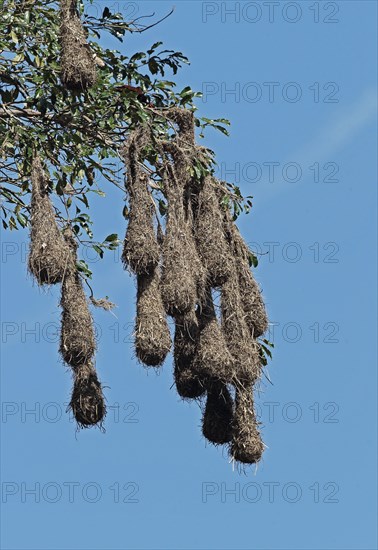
[28,156,71,285]
[59,0,97,91]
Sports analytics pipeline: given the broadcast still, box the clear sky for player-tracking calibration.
[1,1,377,549]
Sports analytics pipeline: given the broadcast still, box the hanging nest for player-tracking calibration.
[202,381,233,445]
[69,362,106,428]
[121,130,160,274]
[225,212,268,338]
[173,310,206,399]
[230,386,264,464]
[135,269,172,367]
[59,231,96,367]
[159,112,207,316]
[160,158,204,316]
[194,176,233,287]
[28,156,71,285]
[221,268,262,385]
[59,0,97,91]
[193,288,234,384]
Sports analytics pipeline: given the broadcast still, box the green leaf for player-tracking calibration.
[158,200,167,216]
[147,42,163,54]
[248,252,259,268]
[104,233,118,242]
[16,213,27,227]
[76,260,92,278]
[93,245,104,258]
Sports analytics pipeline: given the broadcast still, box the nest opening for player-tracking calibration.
[202,382,234,445]
[69,363,106,428]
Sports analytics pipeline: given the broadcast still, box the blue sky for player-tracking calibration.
[1,1,377,549]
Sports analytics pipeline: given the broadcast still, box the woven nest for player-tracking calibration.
[221,269,262,385]
[59,232,96,367]
[194,176,233,287]
[59,0,97,91]
[202,381,233,445]
[173,311,206,399]
[121,130,160,274]
[28,157,71,285]
[193,288,234,384]
[230,386,264,464]
[69,362,106,428]
[160,160,204,317]
[226,214,268,338]
[135,270,172,367]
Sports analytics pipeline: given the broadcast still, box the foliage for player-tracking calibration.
[0,1,258,275]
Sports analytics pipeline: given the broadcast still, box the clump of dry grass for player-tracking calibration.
[160,158,204,317]
[28,156,71,285]
[226,214,268,338]
[58,229,105,429]
[221,269,262,385]
[202,381,233,445]
[69,362,106,428]
[121,130,160,274]
[59,0,97,91]
[59,230,96,367]
[230,386,264,464]
[90,296,116,311]
[135,269,172,367]
[173,310,206,399]
[194,176,233,287]
[194,288,234,384]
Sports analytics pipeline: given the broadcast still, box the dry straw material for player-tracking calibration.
[159,111,207,316]
[135,270,172,367]
[202,381,233,445]
[173,311,206,399]
[60,0,97,91]
[121,130,160,274]
[230,386,264,464]
[194,176,233,287]
[69,362,106,427]
[221,269,262,385]
[59,231,96,368]
[226,213,268,338]
[28,156,71,285]
[160,159,203,317]
[194,288,234,384]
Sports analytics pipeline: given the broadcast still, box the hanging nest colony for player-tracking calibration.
[121,109,270,465]
[28,156,71,285]
[59,0,97,91]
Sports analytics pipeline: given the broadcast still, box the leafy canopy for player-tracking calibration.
[0,0,254,279]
